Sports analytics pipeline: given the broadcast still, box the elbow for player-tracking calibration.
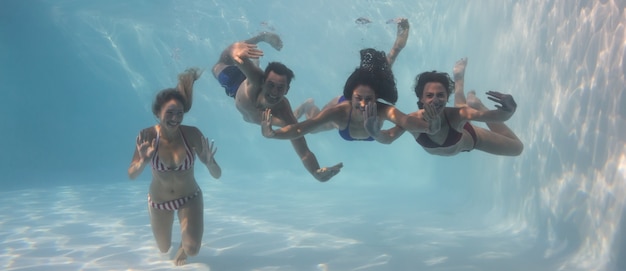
[128,171,138,180]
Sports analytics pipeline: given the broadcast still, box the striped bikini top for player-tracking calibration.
[151,129,194,172]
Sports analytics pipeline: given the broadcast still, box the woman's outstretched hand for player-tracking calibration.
[487,91,517,113]
[363,103,381,137]
[136,130,156,162]
[197,137,217,165]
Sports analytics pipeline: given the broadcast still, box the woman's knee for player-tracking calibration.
[157,241,172,253]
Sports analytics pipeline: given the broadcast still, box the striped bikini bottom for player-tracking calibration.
[148,188,201,211]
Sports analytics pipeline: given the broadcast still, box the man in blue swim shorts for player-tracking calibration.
[212,32,283,98]
[209,33,343,182]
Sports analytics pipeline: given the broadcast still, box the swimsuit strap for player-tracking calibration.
[151,127,194,171]
[416,111,462,148]
[337,96,374,141]
[151,129,162,170]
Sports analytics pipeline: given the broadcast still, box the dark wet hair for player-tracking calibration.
[152,88,188,116]
[413,71,455,109]
[264,62,295,84]
[343,48,397,104]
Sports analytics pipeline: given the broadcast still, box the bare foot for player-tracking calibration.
[466,90,488,111]
[261,32,283,51]
[173,244,188,266]
[293,98,315,119]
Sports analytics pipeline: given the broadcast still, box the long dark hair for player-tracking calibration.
[343,48,397,104]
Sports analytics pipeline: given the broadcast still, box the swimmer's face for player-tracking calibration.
[159,99,185,130]
[351,85,376,111]
[262,71,289,106]
[420,82,448,113]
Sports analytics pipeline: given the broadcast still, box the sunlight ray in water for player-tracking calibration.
[2,0,625,270]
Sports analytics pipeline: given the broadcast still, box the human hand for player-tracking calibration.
[230,42,264,64]
[422,103,441,134]
[196,137,217,165]
[453,57,467,80]
[136,131,156,162]
[363,103,381,137]
[314,162,344,182]
[486,91,517,113]
[261,108,276,137]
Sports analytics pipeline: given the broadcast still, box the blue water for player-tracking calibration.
[1,0,625,270]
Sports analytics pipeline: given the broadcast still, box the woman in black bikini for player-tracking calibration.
[366,58,524,156]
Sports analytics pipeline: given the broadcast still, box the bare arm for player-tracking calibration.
[212,32,283,78]
[128,128,156,180]
[262,104,344,140]
[273,100,343,182]
[289,136,343,182]
[458,91,517,122]
[364,103,440,144]
[188,127,222,179]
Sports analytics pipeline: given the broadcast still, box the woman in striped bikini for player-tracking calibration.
[128,68,222,266]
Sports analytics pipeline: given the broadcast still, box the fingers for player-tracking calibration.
[486,90,504,98]
[366,102,377,117]
[210,139,217,155]
[247,49,264,58]
[233,56,244,64]
[245,44,264,58]
[263,108,273,122]
[487,96,500,104]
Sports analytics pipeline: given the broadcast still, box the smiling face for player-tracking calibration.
[261,71,289,107]
[158,99,185,130]
[420,82,448,114]
[351,84,376,111]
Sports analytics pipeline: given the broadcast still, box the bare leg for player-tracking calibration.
[174,192,204,266]
[149,205,175,254]
[387,18,409,67]
[453,58,468,107]
[293,96,341,133]
[467,91,523,156]
[246,32,283,51]
[293,98,319,120]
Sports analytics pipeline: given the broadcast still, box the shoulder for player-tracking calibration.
[180,125,203,143]
[139,126,158,139]
[321,101,349,116]
[271,99,296,122]
[376,102,396,113]
[445,107,467,129]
